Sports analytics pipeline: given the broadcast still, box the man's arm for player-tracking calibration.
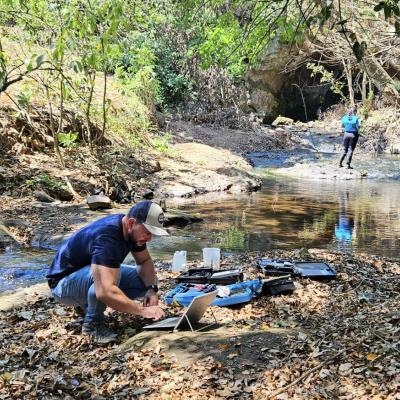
[133,248,159,307]
[91,264,164,320]
[133,248,157,286]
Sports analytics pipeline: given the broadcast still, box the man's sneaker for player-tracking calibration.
[73,306,86,318]
[82,322,118,344]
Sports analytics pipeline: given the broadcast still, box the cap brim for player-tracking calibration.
[143,223,169,236]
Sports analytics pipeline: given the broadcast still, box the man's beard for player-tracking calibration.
[129,230,139,247]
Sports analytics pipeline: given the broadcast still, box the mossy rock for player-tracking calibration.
[272,115,294,126]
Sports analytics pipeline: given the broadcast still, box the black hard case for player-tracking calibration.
[261,275,295,295]
[257,259,337,280]
[176,268,243,285]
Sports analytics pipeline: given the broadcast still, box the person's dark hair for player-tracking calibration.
[348,107,356,116]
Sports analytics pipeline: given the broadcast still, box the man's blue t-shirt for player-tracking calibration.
[341,115,360,133]
[47,214,146,280]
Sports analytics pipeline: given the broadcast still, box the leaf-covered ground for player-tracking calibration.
[1,249,399,399]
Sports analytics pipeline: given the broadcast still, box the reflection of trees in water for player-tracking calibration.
[172,179,400,256]
[298,209,337,241]
[353,208,400,255]
[213,226,247,251]
[336,187,400,256]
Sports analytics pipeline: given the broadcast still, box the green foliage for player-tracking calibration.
[152,37,196,104]
[358,91,374,120]
[213,226,246,250]
[175,0,309,77]
[196,13,245,76]
[111,32,155,74]
[106,90,154,146]
[16,88,33,108]
[1,0,397,153]
[58,132,78,148]
[152,132,172,153]
[307,63,346,100]
[24,175,64,191]
[394,79,400,92]
[116,65,162,109]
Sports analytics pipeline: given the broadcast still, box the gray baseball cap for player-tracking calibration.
[128,201,169,236]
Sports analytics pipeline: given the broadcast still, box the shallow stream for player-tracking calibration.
[2,169,400,292]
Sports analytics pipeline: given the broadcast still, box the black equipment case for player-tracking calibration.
[257,259,337,280]
[176,268,243,285]
[261,275,295,295]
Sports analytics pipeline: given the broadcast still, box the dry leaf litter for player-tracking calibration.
[1,249,399,399]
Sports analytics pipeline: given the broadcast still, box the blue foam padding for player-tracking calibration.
[164,280,261,307]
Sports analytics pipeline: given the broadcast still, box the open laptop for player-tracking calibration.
[143,291,218,332]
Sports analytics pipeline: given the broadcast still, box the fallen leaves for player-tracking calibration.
[367,353,380,362]
[0,249,399,399]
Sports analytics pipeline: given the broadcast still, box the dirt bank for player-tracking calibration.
[1,118,277,248]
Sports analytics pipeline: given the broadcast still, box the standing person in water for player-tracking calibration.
[339,107,361,169]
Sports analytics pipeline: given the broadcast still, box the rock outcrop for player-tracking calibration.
[154,142,261,198]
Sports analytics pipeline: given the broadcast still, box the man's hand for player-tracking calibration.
[143,288,158,307]
[139,305,165,320]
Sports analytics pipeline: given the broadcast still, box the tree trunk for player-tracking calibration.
[99,38,107,144]
[45,85,65,168]
[361,72,367,103]
[85,71,96,149]
[57,76,64,137]
[100,68,107,143]
[361,55,400,100]
[343,58,355,107]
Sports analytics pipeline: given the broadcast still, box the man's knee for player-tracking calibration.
[51,289,79,307]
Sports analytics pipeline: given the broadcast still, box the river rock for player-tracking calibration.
[86,194,112,210]
[274,163,367,180]
[34,190,56,203]
[272,116,294,126]
[164,214,203,227]
[44,185,74,202]
[0,223,20,251]
[162,184,195,198]
[147,159,162,173]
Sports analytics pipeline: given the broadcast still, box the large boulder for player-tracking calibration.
[245,40,301,121]
[272,116,294,126]
[86,194,112,210]
[155,142,262,197]
[162,184,195,198]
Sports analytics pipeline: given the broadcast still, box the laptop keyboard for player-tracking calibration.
[147,317,180,328]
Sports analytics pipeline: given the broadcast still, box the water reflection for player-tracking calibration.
[334,188,354,252]
[2,176,400,292]
[150,177,400,259]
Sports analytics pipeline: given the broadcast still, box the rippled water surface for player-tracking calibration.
[0,249,53,294]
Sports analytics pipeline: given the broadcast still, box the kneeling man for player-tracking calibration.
[47,200,167,341]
